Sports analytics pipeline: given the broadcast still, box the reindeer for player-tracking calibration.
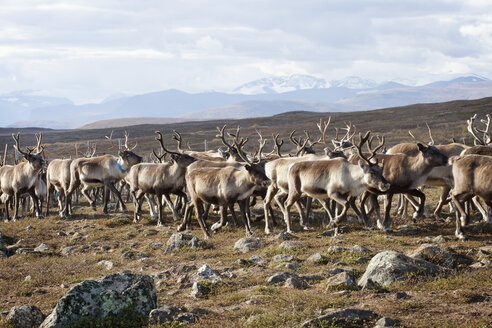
[283,131,389,234]
[449,154,492,239]
[46,159,73,217]
[354,141,448,231]
[125,131,197,226]
[0,133,45,221]
[184,139,271,239]
[65,132,142,216]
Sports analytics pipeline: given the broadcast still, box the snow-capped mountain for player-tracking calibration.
[330,76,378,89]
[233,74,328,94]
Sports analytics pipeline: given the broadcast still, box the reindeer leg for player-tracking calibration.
[28,189,43,219]
[283,191,300,235]
[451,193,469,240]
[164,194,180,221]
[434,186,451,222]
[382,193,394,232]
[156,193,164,227]
[263,184,277,234]
[178,201,192,231]
[472,196,489,223]
[105,181,127,213]
[228,204,240,227]
[131,190,140,223]
[193,199,211,239]
[102,186,110,215]
[406,189,426,221]
[12,192,20,221]
[484,200,492,224]
[211,205,227,232]
[319,199,334,227]
[238,200,253,237]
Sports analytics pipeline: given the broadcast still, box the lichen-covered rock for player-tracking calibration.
[6,305,45,328]
[273,254,295,262]
[374,317,399,327]
[306,253,327,264]
[148,305,197,325]
[191,264,222,283]
[97,260,114,270]
[234,237,262,253]
[298,308,376,327]
[190,281,219,299]
[279,240,304,250]
[40,272,157,328]
[325,271,356,291]
[284,277,308,290]
[34,243,50,252]
[267,272,299,284]
[358,251,444,288]
[61,246,78,256]
[408,243,472,268]
[351,245,371,254]
[164,233,205,253]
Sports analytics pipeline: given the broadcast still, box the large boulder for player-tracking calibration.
[408,243,472,268]
[297,308,377,327]
[6,305,45,328]
[148,305,197,325]
[40,272,157,328]
[358,251,444,288]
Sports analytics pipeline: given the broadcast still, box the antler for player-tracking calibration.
[1,144,7,166]
[11,133,29,157]
[155,131,181,155]
[85,142,97,158]
[477,114,491,145]
[105,130,115,148]
[271,133,284,157]
[355,131,383,165]
[332,122,355,150]
[253,129,267,162]
[425,122,435,146]
[152,148,166,163]
[316,117,331,147]
[366,134,385,162]
[289,130,309,156]
[216,125,235,151]
[172,130,184,153]
[123,131,137,151]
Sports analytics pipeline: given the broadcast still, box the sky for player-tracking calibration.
[1,0,492,104]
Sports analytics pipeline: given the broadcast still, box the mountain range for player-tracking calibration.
[1,75,491,129]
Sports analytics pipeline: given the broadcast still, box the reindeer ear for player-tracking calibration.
[358,159,369,172]
[417,143,426,152]
[244,164,252,171]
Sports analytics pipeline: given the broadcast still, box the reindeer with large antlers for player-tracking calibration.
[125,131,197,226]
[0,133,46,221]
[64,131,142,216]
[283,131,390,233]
[184,135,271,238]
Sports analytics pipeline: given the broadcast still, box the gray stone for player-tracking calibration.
[148,305,197,324]
[351,245,371,254]
[267,272,298,284]
[34,243,50,252]
[358,251,444,288]
[299,274,324,283]
[26,225,34,231]
[327,246,344,253]
[273,254,295,262]
[395,292,409,299]
[149,242,163,250]
[284,277,308,289]
[234,237,262,253]
[190,281,217,299]
[57,231,67,237]
[284,263,301,270]
[276,232,289,240]
[121,250,147,260]
[70,232,83,242]
[323,266,354,277]
[16,248,35,255]
[250,255,267,266]
[61,246,78,256]
[279,240,304,250]
[306,253,327,264]
[170,264,196,276]
[374,317,398,327]
[164,233,205,253]
[236,258,251,266]
[6,305,45,328]
[40,273,156,328]
[191,264,222,283]
[143,229,158,236]
[298,308,377,327]
[325,271,356,290]
[396,225,422,234]
[408,243,472,268]
[97,260,114,270]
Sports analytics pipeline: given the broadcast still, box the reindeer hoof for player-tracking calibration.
[302,225,314,231]
[264,228,272,235]
[211,222,222,232]
[455,231,467,240]
[177,224,186,232]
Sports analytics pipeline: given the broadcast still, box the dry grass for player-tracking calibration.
[0,189,491,328]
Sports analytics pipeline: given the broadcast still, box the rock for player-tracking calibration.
[16,248,35,255]
[6,305,45,328]
[234,237,262,253]
[306,253,327,264]
[360,278,380,291]
[149,241,163,250]
[191,264,222,283]
[190,281,217,299]
[143,229,158,236]
[276,232,289,240]
[250,255,267,266]
[358,251,444,288]
[148,305,197,325]
[432,235,446,243]
[267,272,298,284]
[57,231,67,237]
[351,245,371,254]
[34,243,50,252]
[283,263,301,270]
[408,243,472,268]
[40,273,157,328]
[356,257,369,264]
[374,317,398,327]
[284,277,308,290]
[395,292,409,299]
[323,266,354,277]
[299,274,324,283]
[24,275,32,282]
[396,225,422,234]
[298,308,377,327]
[6,245,18,257]
[325,271,356,291]
[61,246,78,256]
[70,232,83,242]
[170,264,196,276]
[279,240,304,250]
[121,250,147,260]
[273,254,295,262]
[97,260,114,270]
[236,259,251,266]
[327,246,344,253]
[164,233,205,253]
[26,225,34,231]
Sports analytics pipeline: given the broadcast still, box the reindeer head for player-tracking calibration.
[170,153,197,167]
[417,143,448,167]
[355,131,390,192]
[12,133,45,172]
[118,131,142,167]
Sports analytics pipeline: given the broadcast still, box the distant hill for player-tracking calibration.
[79,117,196,129]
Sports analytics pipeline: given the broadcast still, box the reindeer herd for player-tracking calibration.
[0,114,491,241]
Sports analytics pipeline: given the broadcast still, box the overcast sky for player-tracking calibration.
[1,0,491,104]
